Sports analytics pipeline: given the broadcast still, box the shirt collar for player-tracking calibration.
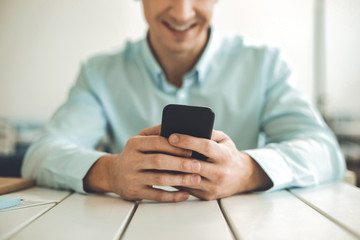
[140,27,218,89]
[140,34,163,89]
[190,27,218,85]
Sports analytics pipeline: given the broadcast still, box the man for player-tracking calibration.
[22,0,345,202]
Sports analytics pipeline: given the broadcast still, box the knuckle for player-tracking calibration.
[181,159,191,172]
[214,171,223,182]
[219,130,229,140]
[222,148,232,162]
[182,175,190,185]
[218,130,226,137]
[203,141,213,154]
[152,154,163,168]
[155,174,167,186]
[157,192,169,202]
[216,169,230,183]
[184,136,192,145]
[152,137,163,151]
[138,129,145,135]
[126,137,138,148]
[174,193,183,202]
[203,193,216,201]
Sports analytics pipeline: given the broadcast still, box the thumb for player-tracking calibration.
[138,124,161,136]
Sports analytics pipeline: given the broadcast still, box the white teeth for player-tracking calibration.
[168,23,193,31]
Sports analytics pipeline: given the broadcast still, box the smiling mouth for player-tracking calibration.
[163,21,197,32]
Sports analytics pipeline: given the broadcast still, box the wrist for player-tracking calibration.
[240,152,273,192]
[83,155,113,193]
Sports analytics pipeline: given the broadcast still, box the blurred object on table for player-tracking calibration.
[0,118,16,156]
[326,115,360,187]
[0,119,44,177]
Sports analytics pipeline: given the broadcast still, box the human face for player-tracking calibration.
[142,0,217,55]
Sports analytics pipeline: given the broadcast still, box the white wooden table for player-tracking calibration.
[0,182,359,240]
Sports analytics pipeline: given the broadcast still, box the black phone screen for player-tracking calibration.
[160,104,215,160]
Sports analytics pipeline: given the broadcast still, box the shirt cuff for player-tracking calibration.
[65,149,109,194]
[244,148,293,191]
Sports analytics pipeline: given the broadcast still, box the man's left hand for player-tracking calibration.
[168,130,273,200]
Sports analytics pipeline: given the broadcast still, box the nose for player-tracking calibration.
[168,0,196,24]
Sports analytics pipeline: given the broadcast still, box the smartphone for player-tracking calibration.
[160,104,215,160]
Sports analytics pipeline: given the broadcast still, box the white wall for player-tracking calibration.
[0,0,331,121]
[214,0,314,95]
[325,0,360,118]
[0,0,146,121]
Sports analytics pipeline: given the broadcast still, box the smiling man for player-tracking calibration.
[22,0,345,202]
[142,0,214,88]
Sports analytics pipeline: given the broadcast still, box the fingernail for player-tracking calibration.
[185,150,192,158]
[192,175,200,184]
[170,134,179,144]
[192,161,201,172]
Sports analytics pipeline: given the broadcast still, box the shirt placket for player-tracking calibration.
[175,72,197,105]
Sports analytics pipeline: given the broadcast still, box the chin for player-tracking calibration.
[164,40,199,54]
[166,46,193,55]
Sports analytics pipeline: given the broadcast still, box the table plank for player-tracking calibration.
[221,190,355,240]
[123,197,233,240]
[0,203,54,240]
[10,193,136,240]
[2,187,71,210]
[290,182,360,238]
[1,187,71,239]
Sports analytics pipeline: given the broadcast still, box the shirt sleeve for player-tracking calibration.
[244,48,346,191]
[21,63,109,193]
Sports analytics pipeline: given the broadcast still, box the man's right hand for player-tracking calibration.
[83,125,202,202]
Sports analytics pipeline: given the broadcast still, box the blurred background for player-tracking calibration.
[0,0,359,185]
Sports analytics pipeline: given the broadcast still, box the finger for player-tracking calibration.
[139,125,161,136]
[143,172,201,187]
[197,160,226,182]
[143,150,226,185]
[139,186,190,202]
[185,188,219,201]
[174,176,214,191]
[173,160,227,187]
[128,135,192,158]
[140,154,201,174]
[168,134,223,160]
[211,130,228,143]
[173,186,217,201]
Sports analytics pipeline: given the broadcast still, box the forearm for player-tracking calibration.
[22,135,108,193]
[245,135,346,190]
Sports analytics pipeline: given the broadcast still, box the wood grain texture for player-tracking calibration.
[10,193,135,240]
[221,190,355,240]
[290,182,360,238]
[123,196,233,240]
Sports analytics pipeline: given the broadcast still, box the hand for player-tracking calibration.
[168,130,273,200]
[83,125,203,202]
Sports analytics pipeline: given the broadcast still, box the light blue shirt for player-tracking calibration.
[22,30,345,193]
